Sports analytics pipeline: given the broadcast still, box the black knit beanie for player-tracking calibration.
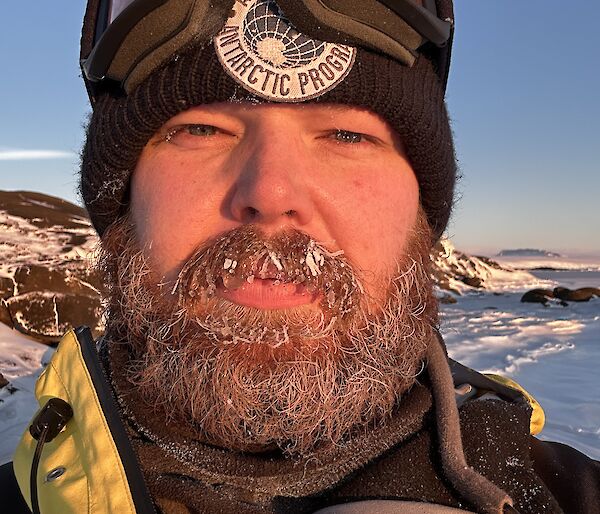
[80,1,456,240]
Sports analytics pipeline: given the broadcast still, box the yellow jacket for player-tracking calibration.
[13,327,155,514]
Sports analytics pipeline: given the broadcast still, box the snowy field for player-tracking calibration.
[0,322,54,465]
[442,291,600,459]
[441,256,599,460]
[1,264,599,465]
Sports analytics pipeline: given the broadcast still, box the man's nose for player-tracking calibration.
[229,134,314,227]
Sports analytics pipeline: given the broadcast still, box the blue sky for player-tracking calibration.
[1,1,598,255]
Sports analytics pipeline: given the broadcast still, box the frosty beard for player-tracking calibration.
[97,212,437,456]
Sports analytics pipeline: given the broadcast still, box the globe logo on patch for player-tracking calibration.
[243,1,326,69]
[214,0,356,102]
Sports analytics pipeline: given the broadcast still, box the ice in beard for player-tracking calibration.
[172,225,362,352]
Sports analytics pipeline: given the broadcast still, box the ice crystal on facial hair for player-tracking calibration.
[175,226,361,320]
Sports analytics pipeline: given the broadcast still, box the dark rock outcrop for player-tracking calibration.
[521,289,555,305]
[0,276,13,299]
[521,286,600,306]
[6,291,102,343]
[12,264,100,297]
[0,299,13,328]
[459,276,484,289]
[553,287,600,302]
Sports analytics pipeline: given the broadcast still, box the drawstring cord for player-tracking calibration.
[427,332,516,514]
[30,425,50,514]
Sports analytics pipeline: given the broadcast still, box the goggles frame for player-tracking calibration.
[81,0,453,102]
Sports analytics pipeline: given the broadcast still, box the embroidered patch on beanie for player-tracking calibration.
[214,0,356,102]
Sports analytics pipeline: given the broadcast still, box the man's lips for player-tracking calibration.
[216,278,318,310]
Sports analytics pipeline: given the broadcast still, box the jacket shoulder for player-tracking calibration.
[0,461,31,513]
[450,359,544,435]
[531,437,600,514]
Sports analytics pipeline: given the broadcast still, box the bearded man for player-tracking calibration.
[3,0,600,513]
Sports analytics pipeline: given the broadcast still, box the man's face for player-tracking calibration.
[130,102,420,305]
[101,102,436,455]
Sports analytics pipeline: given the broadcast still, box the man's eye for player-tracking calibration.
[186,124,218,136]
[333,130,365,144]
[165,124,218,141]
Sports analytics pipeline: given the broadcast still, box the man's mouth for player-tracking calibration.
[216,278,319,310]
[174,231,359,313]
[215,254,320,309]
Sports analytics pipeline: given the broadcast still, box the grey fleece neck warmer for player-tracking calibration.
[102,332,524,514]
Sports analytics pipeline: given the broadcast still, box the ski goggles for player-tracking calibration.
[81,0,453,100]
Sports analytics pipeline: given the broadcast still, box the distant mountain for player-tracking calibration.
[497,249,562,257]
[0,190,519,342]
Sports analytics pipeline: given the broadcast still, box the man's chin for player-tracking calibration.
[124,330,428,456]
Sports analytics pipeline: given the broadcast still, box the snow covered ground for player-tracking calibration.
[1,261,599,465]
[441,252,600,459]
[0,322,54,465]
[442,293,600,459]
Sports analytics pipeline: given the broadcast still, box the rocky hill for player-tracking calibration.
[0,191,102,343]
[0,190,517,343]
[430,239,525,296]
